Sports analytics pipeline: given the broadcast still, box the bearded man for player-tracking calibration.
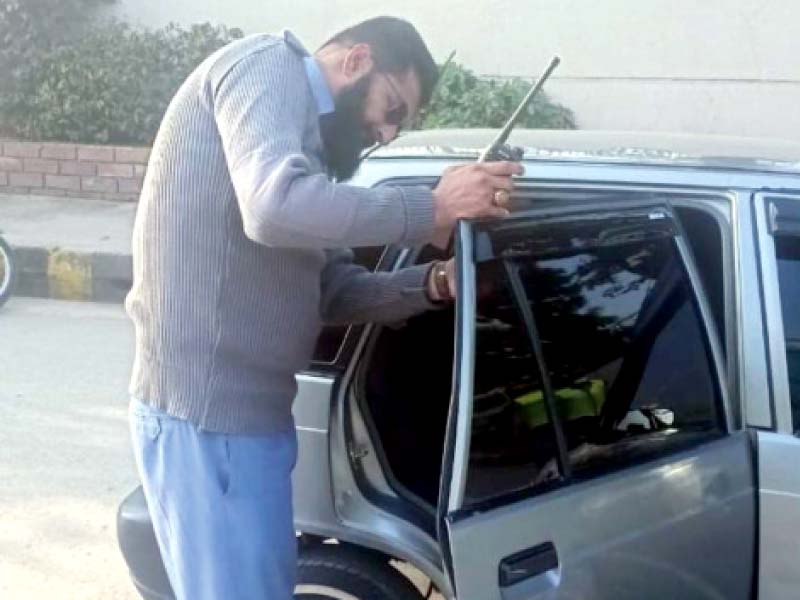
[125,16,521,600]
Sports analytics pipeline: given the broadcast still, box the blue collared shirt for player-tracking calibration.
[280,29,333,117]
[303,56,334,116]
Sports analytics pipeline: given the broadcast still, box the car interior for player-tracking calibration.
[351,198,728,529]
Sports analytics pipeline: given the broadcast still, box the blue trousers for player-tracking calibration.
[129,398,298,600]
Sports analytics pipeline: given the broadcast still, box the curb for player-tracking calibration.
[13,245,132,303]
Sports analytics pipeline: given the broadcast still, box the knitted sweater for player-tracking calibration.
[126,31,437,433]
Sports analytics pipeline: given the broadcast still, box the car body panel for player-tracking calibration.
[117,487,173,600]
[292,374,339,531]
[447,434,756,600]
[757,431,800,598]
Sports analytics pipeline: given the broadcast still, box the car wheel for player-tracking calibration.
[295,545,425,600]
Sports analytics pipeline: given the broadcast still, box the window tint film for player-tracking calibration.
[466,260,560,504]
[674,206,726,356]
[465,211,724,506]
[522,236,723,477]
[774,235,800,433]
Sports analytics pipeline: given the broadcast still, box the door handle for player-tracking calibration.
[499,542,559,587]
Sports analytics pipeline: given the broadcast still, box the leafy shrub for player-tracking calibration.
[0,22,573,145]
[1,22,243,144]
[419,62,576,130]
[0,0,114,76]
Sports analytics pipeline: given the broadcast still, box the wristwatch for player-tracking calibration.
[432,261,452,302]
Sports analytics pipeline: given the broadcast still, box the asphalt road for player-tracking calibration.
[0,297,439,599]
[0,297,140,600]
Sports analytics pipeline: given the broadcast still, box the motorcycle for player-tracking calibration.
[0,231,17,308]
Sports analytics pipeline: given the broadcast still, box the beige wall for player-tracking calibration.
[106,0,800,140]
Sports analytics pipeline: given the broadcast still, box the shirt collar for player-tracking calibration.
[280,29,335,117]
[282,29,309,55]
[303,56,335,116]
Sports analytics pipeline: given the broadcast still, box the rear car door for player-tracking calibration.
[439,202,756,599]
[753,192,800,598]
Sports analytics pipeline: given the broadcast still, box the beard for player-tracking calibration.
[318,74,373,182]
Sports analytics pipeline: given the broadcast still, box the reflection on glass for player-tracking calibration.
[465,233,723,506]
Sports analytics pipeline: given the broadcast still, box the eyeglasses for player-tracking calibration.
[380,73,409,128]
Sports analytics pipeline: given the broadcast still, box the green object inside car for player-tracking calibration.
[513,379,606,428]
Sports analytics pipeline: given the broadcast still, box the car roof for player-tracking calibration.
[370,129,800,174]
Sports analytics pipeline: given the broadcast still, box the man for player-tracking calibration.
[126,16,522,600]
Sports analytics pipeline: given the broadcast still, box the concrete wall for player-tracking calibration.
[105,0,800,140]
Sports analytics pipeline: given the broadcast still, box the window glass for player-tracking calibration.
[466,260,560,503]
[774,235,800,433]
[465,215,724,506]
[674,207,725,355]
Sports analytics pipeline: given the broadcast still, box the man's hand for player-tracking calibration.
[430,161,524,249]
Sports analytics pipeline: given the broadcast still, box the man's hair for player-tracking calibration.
[321,16,439,107]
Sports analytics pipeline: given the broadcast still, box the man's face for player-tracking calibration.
[319,67,421,182]
[361,67,421,146]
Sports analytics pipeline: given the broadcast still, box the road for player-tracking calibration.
[0,297,140,599]
[0,297,440,599]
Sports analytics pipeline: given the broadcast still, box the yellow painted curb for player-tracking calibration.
[47,249,92,301]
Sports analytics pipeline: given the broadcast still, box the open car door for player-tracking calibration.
[438,202,756,599]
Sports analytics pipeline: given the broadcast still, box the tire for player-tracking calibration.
[0,235,16,309]
[295,545,425,600]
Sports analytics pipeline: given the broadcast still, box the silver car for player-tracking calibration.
[118,129,800,599]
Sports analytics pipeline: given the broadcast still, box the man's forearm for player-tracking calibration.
[232,152,436,249]
[319,251,442,326]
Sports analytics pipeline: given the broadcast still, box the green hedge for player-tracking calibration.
[0,22,575,145]
[0,0,114,77]
[1,23,244,145]
[420,62,575,130]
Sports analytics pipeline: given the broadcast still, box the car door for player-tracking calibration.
[438,201,756,600]
[752,192,800,598]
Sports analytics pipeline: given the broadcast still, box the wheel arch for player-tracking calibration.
[295,521,451,597]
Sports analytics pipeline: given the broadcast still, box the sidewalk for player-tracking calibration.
[0,193,135,303]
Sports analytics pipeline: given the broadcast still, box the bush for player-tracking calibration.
[0,23,573,145]
[0,0,116,137]
[419,62,576,130]
[1,22,243,145]
[0,0,114,75]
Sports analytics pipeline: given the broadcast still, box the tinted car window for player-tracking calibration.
[774,235,800,432]
[674,206,726,355]
[465,210,724,506]
[466,260,560,503]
